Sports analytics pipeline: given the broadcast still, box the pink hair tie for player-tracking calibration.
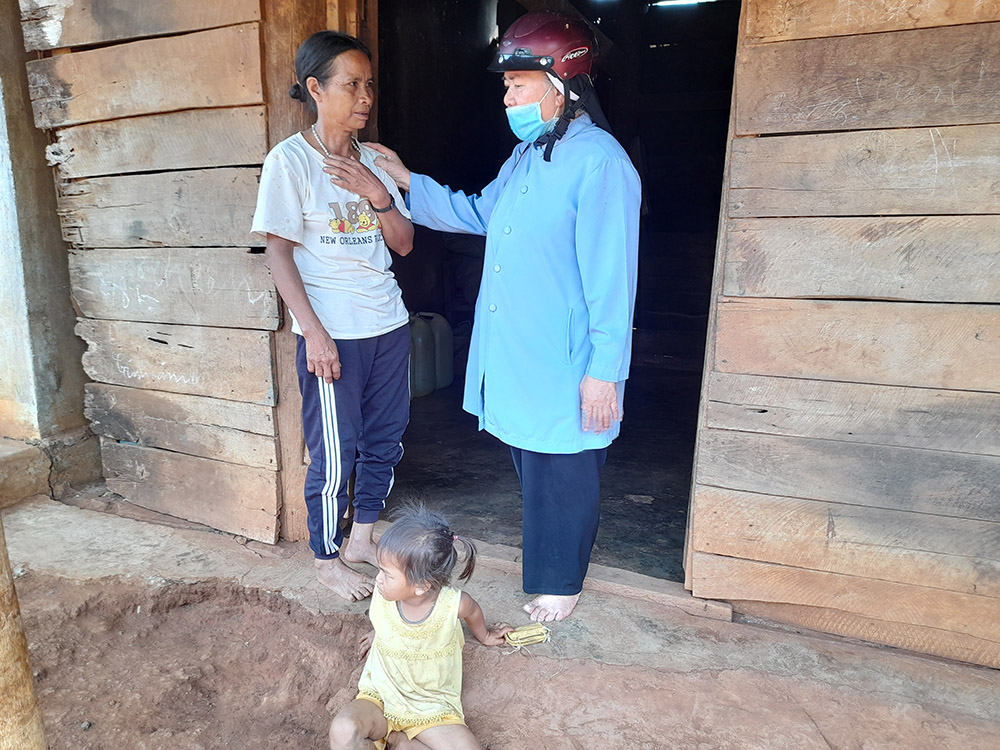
[453,534,459,541]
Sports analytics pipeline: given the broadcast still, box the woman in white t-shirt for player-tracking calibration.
[252,32,414,602]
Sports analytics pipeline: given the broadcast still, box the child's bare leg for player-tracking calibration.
[388,724,482,750]
[329,699,388,750]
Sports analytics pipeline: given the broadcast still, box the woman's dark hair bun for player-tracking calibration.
[289,81,305,101]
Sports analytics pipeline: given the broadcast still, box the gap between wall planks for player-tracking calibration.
[85,384,278,471]
[76,319,275,405]
[69,248,279,330]
[691,553,1000,647]
[733,598,1000,669]
[705,372,1000,457]
[49,106,268,180]
[20,0,262,51]
[744,0,1000,43]
[57,168,264,248]
[100,439,279,543]
[26,23,264,130]
[728,124,1000,217]
[722,216,1000,303]
[714,298,1000,392]
[736,22,1000,135]
[696,428,1000,523]
[691,485,1000,598]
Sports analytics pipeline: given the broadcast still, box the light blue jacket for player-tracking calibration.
[408,115,641,453]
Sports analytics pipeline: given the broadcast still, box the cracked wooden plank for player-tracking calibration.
[57,168,262,248]
[25,23,262,129]
[76,318,275,405]
[745,0,1000,43]
[101,439,278,543]
[705,372,1000,457]
[695,428,1000,523]
[19,0,261,51]
[69,247,278,329]
[737,22,1000,134]
[48,106,267,180]
[715,297,1000,392]
[729,124,1000,217]
[86,384,277,469]
[722,216,1000,303]
[691,485,1000,597]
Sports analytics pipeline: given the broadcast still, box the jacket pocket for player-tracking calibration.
[564,308,574,365]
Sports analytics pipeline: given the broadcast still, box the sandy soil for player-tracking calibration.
[18,571,1000,750]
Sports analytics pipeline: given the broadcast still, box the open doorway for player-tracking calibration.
[378,0,740,582]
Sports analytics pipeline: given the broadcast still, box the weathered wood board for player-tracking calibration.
[715,297,1000,392]
[25,23,263,129]
[732,599,1000,669]
[737,22,1000,134]
[705,372,1000,457]
[19,0,261,51]
[86,384,277,470]
[101,439,278,543]
[691,486,1000,597]
[729,124,1000,217]
[696,428,1000,523]
[745,0,1000,43]
[49,106,267,179]
[76,318,275,404]
[58,168,262,248]
[723,216,1000,302]
[691,552,1000,643]
[69,247,278,329]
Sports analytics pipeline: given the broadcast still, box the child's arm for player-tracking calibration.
[458,592,513,646]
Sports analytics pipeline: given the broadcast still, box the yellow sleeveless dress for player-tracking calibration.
[357,586,466,736]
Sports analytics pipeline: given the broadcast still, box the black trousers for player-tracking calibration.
[510,446,608,596]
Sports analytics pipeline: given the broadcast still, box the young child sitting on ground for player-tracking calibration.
[329,505,513,750]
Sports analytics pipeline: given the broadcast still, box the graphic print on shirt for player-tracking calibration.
[328,199,381,235]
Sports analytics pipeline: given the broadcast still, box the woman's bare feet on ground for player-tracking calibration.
[523,593,580,622]
[340,521,380,567]
[315,557,374,601]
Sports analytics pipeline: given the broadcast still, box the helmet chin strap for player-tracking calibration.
[534,73,613,162]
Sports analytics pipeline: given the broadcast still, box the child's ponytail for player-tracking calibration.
[453,535,477,583]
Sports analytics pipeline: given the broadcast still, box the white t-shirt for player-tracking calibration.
[251,132,411,339]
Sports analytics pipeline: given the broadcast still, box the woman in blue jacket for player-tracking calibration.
[359,12,640,622]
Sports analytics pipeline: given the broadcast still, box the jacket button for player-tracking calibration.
[493,264,501,273]
[503,226,512,235]
[489,304,497,312]
[520,186,528,194]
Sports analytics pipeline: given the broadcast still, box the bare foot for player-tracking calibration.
[341,521,379,567]
[523,593,580,622]
[315,557,374,601]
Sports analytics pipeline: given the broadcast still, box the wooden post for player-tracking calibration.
[0,517,47,749]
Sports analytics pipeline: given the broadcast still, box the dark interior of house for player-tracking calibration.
[377,0,740,581]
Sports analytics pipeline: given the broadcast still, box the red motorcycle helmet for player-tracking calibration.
[488,11,596,81]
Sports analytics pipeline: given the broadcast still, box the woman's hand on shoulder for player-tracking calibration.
[363,142,411,192]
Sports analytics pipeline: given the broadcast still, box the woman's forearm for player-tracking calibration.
[264,235,327,336]
[378,207,414,256]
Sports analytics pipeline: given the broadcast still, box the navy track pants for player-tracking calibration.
[296,324,410,560]
[510,446,608,596]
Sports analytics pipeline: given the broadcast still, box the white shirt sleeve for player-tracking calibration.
[251,147,306,245]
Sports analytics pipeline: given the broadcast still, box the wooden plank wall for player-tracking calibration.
[687,0,1000,668]
[19,0,280,542]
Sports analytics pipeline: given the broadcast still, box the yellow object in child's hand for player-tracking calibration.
[503,623,551,648]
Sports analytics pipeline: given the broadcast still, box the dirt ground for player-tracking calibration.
[8,497,1000,750]
[17,569,1000,750]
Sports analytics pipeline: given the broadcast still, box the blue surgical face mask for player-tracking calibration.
[505,85,558,142]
